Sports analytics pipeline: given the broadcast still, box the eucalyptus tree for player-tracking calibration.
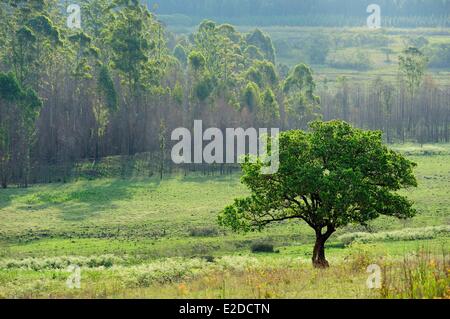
[399,47,428,98]
[283,64,321,129]
[106,0,167,154]
[0,0,60,186]
[0,72,42,187]
[241,81,260,113]
[398,46,428,142]
[258,88,279,127]
[245,29,276,64]
[245,60,278,90]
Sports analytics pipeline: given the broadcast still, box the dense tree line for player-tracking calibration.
[0,0,318,187]
[0,0,449,187]
[146,0,450,17]
[146,0,450,27]
[320,76,450,144]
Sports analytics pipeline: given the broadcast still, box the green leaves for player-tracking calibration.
[27,14,61,45]
[241,81,260,112]
[399,46,428,96]
[194,75,215,101]
[107,2,164,91]
[97,65,118,112]
[0,72,22,101]
[188,51,206,72]
[245,29,276,63]
[283,64,320,128]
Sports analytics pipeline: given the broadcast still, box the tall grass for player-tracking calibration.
[380,248,449,299]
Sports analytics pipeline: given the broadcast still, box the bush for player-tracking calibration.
[338,225,450,245]
[344,242,379,271]
[426,43,450,68]
[123,258,208,288]
[251,242,275,253]
[327,50,372,70]
[188,227,219,237]
[0,255,125,271]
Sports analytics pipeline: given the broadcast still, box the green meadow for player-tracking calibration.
[0,144,449,298]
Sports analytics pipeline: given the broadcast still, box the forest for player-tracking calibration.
[147,0,450,27]
[145,0,450,19]
[1,0,449,187]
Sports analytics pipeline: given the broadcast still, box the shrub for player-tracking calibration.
[188,227,219,237]
[326,50,372,70]
[123,258,208,288]
[0,255,125,270]
[338,225,450,245]
[251,242,275,253]
[216,255,260,271]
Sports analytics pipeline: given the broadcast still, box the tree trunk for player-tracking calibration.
[312,235,329,268]
[312,226,335,268]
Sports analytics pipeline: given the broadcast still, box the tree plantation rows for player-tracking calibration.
[320,75,450,145]
[0,0,449,187]
[146,0,450,28]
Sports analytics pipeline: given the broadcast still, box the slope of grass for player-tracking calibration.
[0,144,449,298]
[1,145,449,243]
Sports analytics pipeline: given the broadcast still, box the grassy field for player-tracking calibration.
[0,144,449,298]
[257,27,450,84]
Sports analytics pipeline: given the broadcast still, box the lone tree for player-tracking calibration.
[219,121,417,268]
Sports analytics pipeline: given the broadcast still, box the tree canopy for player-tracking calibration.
[219,120,418,268]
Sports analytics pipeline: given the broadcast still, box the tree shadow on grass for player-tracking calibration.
[2,178,160,222]
[0,187,31,210]
[1,174,239,225]
[56,178,163,221]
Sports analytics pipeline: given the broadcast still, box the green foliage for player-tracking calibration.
[426,43,450,68]
[0,72,22,101]
[302,34,331,65]
[258,88,279,125]
[0,255,125,271]
[244,45,264,61]
[283,64,320,128]
[173,44,187,65]
[97,65,118,112]
[0,72,42,121]
[399,47,429,96]
[188,51,206,72]
[381,248,449,299]
[245,60,278,89]
[284,64,316,97]
[27,14,61,45]
[338,226,450,245]
[241,81,260,112]
[246,29,276,63]
[250,242,275,253]
[327,50,373,70]
[219,121,418,266]
[194,75,215,101]
[172,82,184,105]
[107,1,165,90]
[189,227,219,237]
[0,71,42,187]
